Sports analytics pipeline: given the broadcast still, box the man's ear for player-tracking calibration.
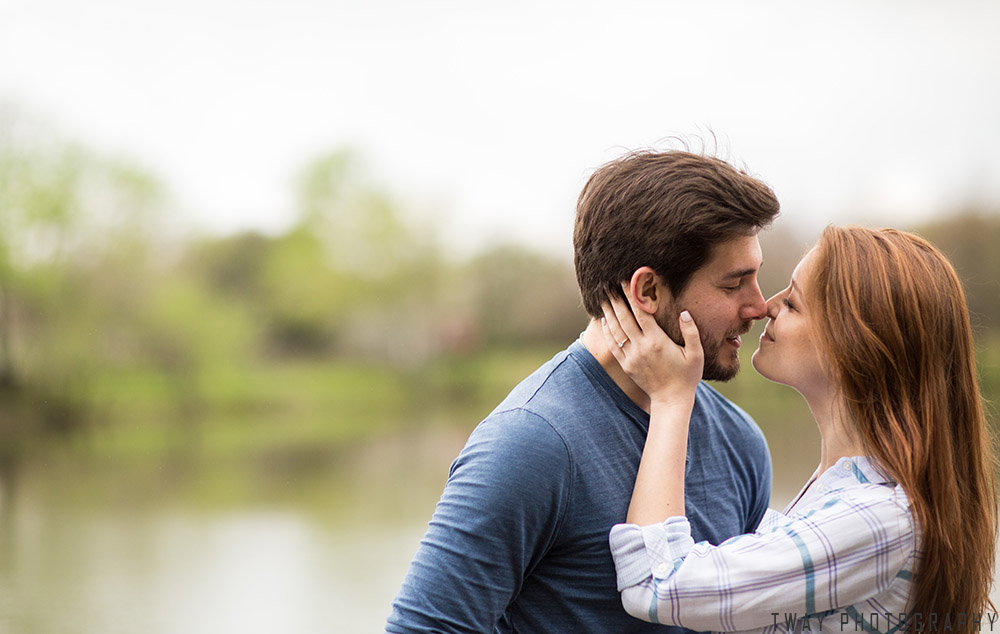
[628,267,668,315]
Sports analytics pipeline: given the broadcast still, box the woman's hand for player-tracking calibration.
[602,283,704,525]
[600,283,704,408]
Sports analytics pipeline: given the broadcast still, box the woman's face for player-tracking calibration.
[751,249,833,400]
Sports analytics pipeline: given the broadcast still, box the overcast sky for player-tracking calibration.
[2,0,998,258]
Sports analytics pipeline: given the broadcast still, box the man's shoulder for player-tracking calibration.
[693,381,759,429]
[468,341,625,459]
[690,381,770,467]
[451,350,585,489]
[490,343,600,419]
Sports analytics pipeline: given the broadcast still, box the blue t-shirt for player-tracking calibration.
[386,340,772,634]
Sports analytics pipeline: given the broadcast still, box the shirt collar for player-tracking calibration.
[818,455,895,488]
[568,337,649,422]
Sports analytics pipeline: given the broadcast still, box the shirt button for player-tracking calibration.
[842,460,853,471]
[655,563,670,576]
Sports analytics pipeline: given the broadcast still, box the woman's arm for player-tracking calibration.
[600,288,703,525]
[610,491,916,631]
[625,395,693,524]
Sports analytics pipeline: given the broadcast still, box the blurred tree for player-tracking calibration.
[185,231,271,300]
[0,118,85,387]
[465,244,585,346]
[0,106,171,435]
[290,150,450,364]
[255,228,349,356]
[757,224,816,299]
[915,210,1000,334]
[183,230,322,356]
[297,149,438,278]
[129,274,257,417]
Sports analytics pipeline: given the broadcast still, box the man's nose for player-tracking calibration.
[741,281,768,321]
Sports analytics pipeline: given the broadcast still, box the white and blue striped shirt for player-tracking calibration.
[610,456,916,634]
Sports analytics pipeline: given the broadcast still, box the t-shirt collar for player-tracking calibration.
[568,337,649,423]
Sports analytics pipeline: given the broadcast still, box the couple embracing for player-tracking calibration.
[386,150,997,634]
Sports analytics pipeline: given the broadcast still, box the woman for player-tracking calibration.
[602,226,996,633]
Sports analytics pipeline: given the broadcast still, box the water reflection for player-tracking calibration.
[0,426,464,634]
[0,505,426,633]
[0,425,997,633]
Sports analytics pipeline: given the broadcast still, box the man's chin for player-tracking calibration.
[701,354,741,382]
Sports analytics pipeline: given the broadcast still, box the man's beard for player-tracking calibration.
[657,314,753,382]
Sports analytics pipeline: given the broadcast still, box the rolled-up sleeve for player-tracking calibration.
[609,492,915,632]
[609,517,695,590]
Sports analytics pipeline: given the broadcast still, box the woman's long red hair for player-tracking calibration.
[807,226,997,623]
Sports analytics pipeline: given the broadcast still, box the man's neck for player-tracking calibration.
[580,319,653,413]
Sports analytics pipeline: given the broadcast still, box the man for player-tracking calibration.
[386,150,779,633]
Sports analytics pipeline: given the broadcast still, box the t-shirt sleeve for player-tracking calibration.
[385,408,572,634]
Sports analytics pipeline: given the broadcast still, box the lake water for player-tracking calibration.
[0,426,466,634]
[1,425,997,633]
[0,505,426,633]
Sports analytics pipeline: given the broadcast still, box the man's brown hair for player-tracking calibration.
[573,150,779,317]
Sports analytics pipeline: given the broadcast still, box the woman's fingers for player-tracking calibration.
[606,284,700,366]
[600,304,628,362]
[602,289,704,399]
[621,281,659,335]
[608,290,642,342]
[619,282,645,332]
[601,301,626,343]
[678,311,703,362]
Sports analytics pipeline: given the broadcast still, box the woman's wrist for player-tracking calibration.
[648,390,696,414]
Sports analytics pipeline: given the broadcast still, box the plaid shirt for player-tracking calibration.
[610,456,916,634]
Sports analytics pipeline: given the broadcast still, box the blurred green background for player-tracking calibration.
[0,115,998,632]
[2,1,1000,631]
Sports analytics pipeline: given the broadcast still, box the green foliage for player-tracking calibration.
[914,211,1000,334]
[757,225,816,298]
[297,149,438,278]
[0,111,165,404]
[2,108,999,475]
[464,245,586,345]
[258,229,353,355]
[84,358,417,462]
[185,228,352,356]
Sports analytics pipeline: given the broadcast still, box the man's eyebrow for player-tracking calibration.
[721,267,758,280]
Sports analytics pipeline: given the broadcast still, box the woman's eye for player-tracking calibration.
[782,298,796,311]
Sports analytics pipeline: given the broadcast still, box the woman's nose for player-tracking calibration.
[763,293,782,319]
